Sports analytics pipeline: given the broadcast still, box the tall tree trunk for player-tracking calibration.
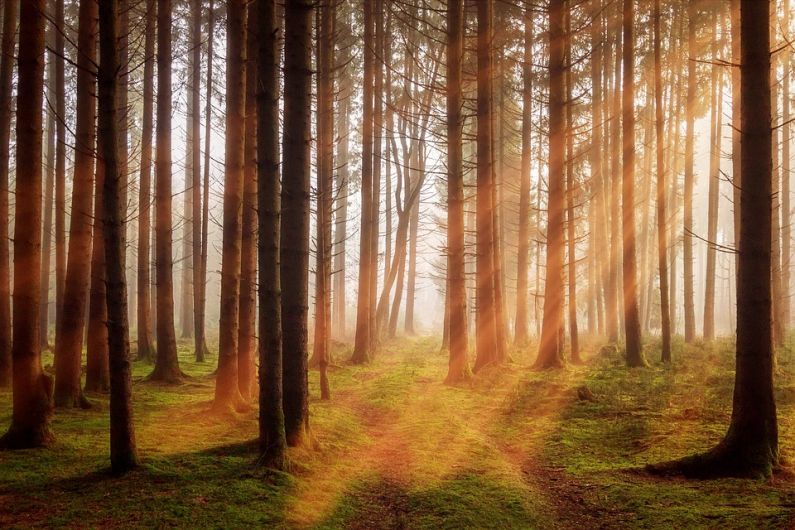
[683,0,697,343]
[312,0,334,400]
[98,0,138,473]
[351,0,374,364]
[191,0,208,361]
[731,0,741,282]
[0,0,16,387]
[654,0,671,362]
[85,156,110,393]
[514,3,533,346]
[149,0,182,382]
[404,173,420,336]
[564,0,579,363]
[137,0,156,363]
[783,0,791,331]
[333,8,351,339]
[196,0,214,362]
[704,11,722,342]
[41,22,56,349]
[54,0,97,408]
[180,1,196,341]
[606,0,622,344]
[622,0,645,367]
[54,0,66,343]
[445,0,470,384]
[238,0,258,402]
[650,0,778,478]
[281,0,313,446]
[771,14,785,347]
[214,0,247,412]
[369,0,383,351]
[535,0,566,369]
[473,0,499,372]
[0,0,55,449]
[257,0,287,470]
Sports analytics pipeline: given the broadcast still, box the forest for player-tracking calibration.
[0,0,794,527]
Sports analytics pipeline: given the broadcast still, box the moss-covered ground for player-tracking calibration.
[1,336,795,528]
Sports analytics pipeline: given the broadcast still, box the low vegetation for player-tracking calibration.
[1,337,793,528]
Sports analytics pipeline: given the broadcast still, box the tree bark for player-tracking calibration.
[683,0,697,343]
[281,0,313,446]
[149,0,183,383]
[137,0,156,363]
[350,0,374,364]
[214,0,247,412]
[621,0,645,367]
[238,0,258,402]
[473,0,499,372]
[0,0,16,387]
[0,0,55,449]
[54,0,97,408]
[654,0,671,363]
[535,0,566,369]
[98,0,139,473]
[445,0,470,384]
[257,0,287,470]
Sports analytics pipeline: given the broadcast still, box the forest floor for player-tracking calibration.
[1,336,795,528]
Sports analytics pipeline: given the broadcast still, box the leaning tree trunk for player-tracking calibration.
[97,0,138,473]
[54,0,98,408]
[213,0,247,413]
[257,0,287,470]
[281,0,313,446]
[0,0,17,387]
[137,0,156,363]
[0,0,55,449]
[149,0,182,383]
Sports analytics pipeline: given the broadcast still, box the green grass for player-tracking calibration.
[0,336,794,528]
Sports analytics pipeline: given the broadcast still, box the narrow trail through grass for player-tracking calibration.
[1,336,795,528]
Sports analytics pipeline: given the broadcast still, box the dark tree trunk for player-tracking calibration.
[257,0,287,470]
[85,156,110,393]
[0,0,16,387]
[54,0,97,408]
[0,0,55,449]
[137,0,156,363]
[41,23,55,350]
[98,0,138,473]
[149,0,183,383]
[214,0,247,412]
[564,0,579,363]
[281,0,313,446]
[650,0,778,478]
